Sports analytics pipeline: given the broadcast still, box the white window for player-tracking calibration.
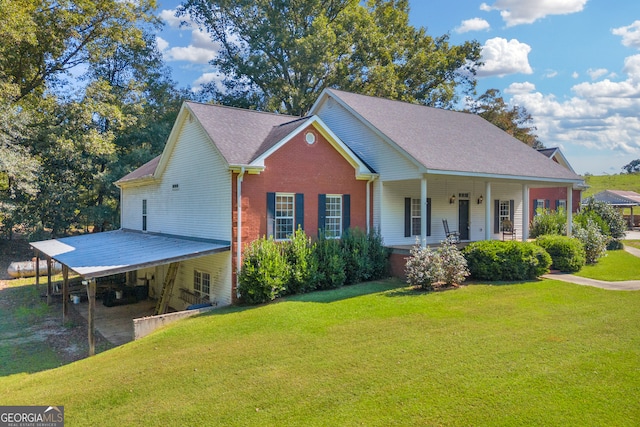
[499,200,510,231]
[275,194,295,240]
[557,199,567,211]
[193,270,211,300]
[142,199,147,231]
[411,198,421,236]
[325,195,342,238]
[535,199,545,212]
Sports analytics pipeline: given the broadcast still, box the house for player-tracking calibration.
[529,147,584,218]
[31,89,584,315]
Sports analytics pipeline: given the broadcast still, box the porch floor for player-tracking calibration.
[72,298,157,346]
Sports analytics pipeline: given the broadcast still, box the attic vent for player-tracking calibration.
[305,132,316,145]
[172,184,179,191]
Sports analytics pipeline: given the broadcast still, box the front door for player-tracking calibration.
[458,199,470,240]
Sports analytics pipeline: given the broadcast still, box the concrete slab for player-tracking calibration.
[72,298,157,346]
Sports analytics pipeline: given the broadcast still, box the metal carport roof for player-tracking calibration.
[30,229,230,278]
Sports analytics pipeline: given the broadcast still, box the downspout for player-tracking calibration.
[236,167,245,292]
[366,176,376,234]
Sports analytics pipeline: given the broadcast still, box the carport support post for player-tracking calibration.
[85,278,97,356]
[46,257,52,305]
[62,266,69,324]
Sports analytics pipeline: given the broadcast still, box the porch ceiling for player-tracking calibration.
[30,229,230,278]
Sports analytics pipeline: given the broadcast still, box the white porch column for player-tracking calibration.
[485,181,492,240]
[522,184,530,241]
[421,176,428,248]
[567,185,573,236]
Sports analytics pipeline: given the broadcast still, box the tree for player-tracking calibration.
[467,89,543,149]
[622,159,640,174]
[179,0,482,115]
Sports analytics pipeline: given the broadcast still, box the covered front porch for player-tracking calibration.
[376,174,578,247]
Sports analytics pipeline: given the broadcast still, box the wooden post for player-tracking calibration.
[86,279,97,356]
[35,253,40,294]
[62,266,69,324]
[46,258,53,305]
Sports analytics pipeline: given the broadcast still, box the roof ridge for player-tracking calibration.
[185,100,300,119]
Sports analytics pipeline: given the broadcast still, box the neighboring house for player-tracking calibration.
[529,147,584,218]
[31,89,584,310]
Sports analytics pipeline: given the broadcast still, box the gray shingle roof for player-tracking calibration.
[185,102,300,165]
[590,190,640,206]
[324,89,582,181]
[116,155,161,184]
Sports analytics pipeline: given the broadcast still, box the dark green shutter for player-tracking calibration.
[342,195,350,233]
[318,194,326,236]
[494,200,500,234]
[266,192,275,238]
[427,198,432,236]
[295,193,304,231]
[404,198,411,237]
[509,200,515,223]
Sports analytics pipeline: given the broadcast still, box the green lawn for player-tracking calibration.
[574,249,640,281]
[625,240,640,250]
[1,279,639,426]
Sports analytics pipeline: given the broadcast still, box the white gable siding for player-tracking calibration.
[167,252,232,310]
[316,98,421,181]
[121,116,232,241]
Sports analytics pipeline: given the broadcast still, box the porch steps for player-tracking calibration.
[154,262,179,315]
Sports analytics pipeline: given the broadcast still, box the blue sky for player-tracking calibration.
[155,0,640,176]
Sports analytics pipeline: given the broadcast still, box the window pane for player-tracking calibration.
[202,272,210,295]
[499,200,510,231]
[325,196,342,238]
[411,199,421,236]
[275,194,294,240]
[194,270,201,292]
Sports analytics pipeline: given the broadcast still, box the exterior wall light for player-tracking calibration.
[449,194,456,204]
[477,195,483,204]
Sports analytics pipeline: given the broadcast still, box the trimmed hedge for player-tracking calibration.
[463,240,551,281]
[535,235,586,273]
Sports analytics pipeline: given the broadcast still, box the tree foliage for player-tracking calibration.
[0,0,183,236]
[179,0,482,115]
[622,159,640,174]
[468,89,543,149]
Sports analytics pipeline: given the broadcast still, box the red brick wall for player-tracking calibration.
[230,124,370,301]
[529,188,581,219]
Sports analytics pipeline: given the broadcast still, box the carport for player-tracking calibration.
[588,190,640,229]
[30,229,230,355]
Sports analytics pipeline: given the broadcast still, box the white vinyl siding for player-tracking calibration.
[120,113,232,241]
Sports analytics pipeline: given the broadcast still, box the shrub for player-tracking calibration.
[573,218,608,264]
[283,227,316,294]
[535,235,586,272]
[341,227,390,285]
[580,198,627,248]
[463,240,551,281]
[238,237,289,304]
[405,238,469,290]
[312,233,346,290]
[529,208,566,238]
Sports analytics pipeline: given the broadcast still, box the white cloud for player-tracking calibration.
[191,73,225,92]
[587,68,608,80]
[159,9,192,29]
[477,37,533,77]
[455,18,490,33]
[506,55,640,156]
[504,81,536,94]
[612,20,640,49]
[544,70,558,78]
[156,36,169,52]
[572,71,579,79]
[480,0,587,27]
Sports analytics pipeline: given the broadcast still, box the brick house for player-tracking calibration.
[32,89,584,311]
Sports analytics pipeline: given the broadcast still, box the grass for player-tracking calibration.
[574,249,640,281]
[583,173,640,198]
[625,240,640,250]
[1,279,639,426]
[0,284,62,375]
